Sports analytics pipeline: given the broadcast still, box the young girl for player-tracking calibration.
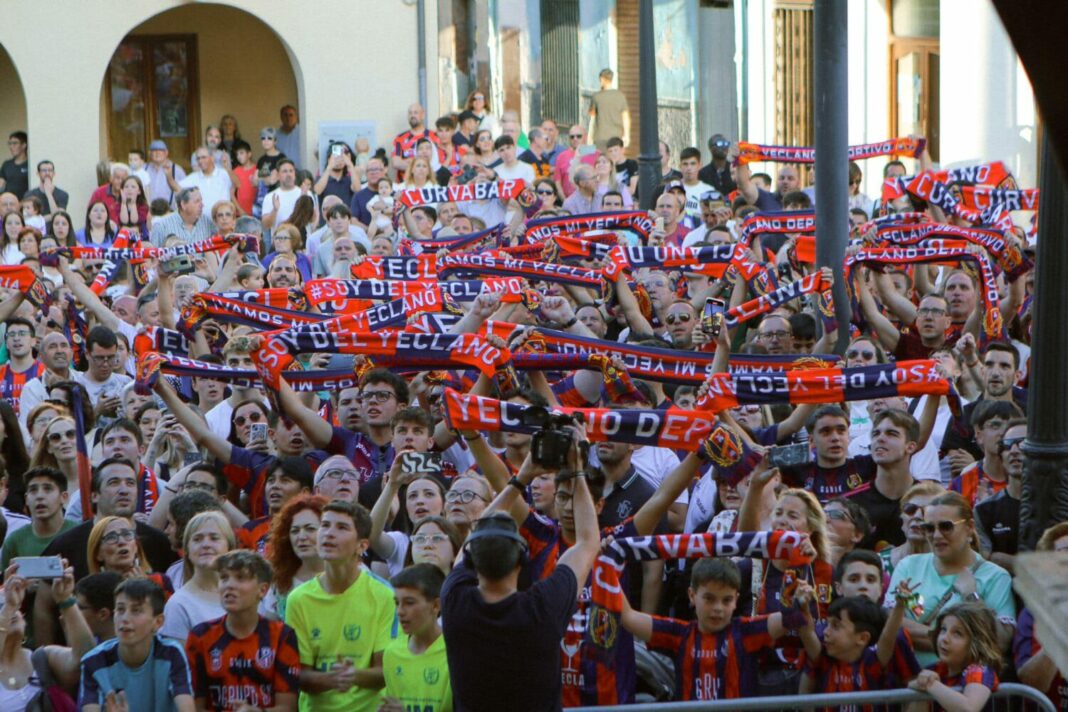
[908,602,1001,712]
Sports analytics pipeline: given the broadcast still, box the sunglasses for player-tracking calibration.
[48,429,76,443]
[826,509,854,524]
[999,436,1025,453]
[847,349,876,361]
[902,502,926,517]
[233,412,263,427]
[665,313,692,325]
[536,189,555,196]
[569,134,584,139]
[921,518,968,536]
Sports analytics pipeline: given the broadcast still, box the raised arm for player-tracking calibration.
[618,593,653,642]
[480,452,538,527]
[554,470,598,591]
[633,452,701,535]
[275,377,334,449]
[873,270,918,325]
[153,376,233,463]
[368,460,409,560]
[878,580,912,667]
[857,271,902,352]
[58,258,119,331]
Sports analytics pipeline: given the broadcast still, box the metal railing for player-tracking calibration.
[573,682,1056,711]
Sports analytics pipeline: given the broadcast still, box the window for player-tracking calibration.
[106,35,200,167]
[889,0,939,161]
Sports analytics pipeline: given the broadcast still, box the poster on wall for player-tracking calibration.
[317,121,378,173]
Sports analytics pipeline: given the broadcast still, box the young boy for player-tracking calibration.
[79,578,195,712]
[620,558,809,701]
[834,549,885,603]
[381,563,452,712]
[0,466,76,568]
[798,590,916,694]
[185,551,300,712]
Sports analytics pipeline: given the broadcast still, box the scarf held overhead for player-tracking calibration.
[398,179,526,208]
[734,137,925,165]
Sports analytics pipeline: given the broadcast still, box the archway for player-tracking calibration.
[0,43,27,159]
[100,3,302,171]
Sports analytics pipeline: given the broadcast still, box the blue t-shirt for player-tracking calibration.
[80,635,193,712]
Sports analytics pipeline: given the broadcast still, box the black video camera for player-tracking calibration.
[521,406,582,470]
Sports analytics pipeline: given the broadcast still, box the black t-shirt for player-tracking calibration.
[1,159,29,199]
[780,455,876,504]
[615,159,639,188]
[517,150,552,180]
[256,153,287,183]
[975,489,1020,556]
[698,161,737,195]
[843,478,913,550]
[42,519,177,581]
[442,559,577,712]
[600,469,656,528]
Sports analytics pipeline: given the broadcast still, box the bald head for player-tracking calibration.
[0,193,17,217]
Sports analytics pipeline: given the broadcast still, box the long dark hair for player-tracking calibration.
[83,200,116,243]
[0,399,29,513]
[288,195,317,236]
[121,175,149,211]
[48,210,77,247]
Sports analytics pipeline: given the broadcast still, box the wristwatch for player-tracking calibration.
[507,476,526,493]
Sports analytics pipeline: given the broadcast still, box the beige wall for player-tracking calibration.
[127,4,299,171]
[0,44,26,150]
[0,0,438,216]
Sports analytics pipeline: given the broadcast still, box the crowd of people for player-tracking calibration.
[0,73,1055,712]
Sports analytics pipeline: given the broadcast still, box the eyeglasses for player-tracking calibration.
[902,502,926,517]
[554,490,573,504]
[921,518,968,537]
[101,529,136,545]
[847,349,876,361]
[826,509,854,524]
[89,354,121,364]
[47,429,76,443]
[412,533,450,546]
[569,134,583,139]
[321,469,360,482]
[917,307,948,317]
[999,436,1025,453]
[759,330,791,341]
[5,330,31,339]
[445,489,486,504]
[473,95,485,101]
[360,390,396,404]
[180,481,216,493]
[665,313,692,325]
[233,412,263,427]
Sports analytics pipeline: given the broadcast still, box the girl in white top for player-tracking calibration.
[161,510,235,640]
[369,463,447,577]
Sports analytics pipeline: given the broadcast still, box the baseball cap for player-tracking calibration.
[466,512,528,548]
[148,139,167,151]
[260,127,276,140]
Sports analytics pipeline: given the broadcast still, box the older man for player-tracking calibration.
[144,139,186,206]
[88,162,130,224]
[180,146,233,211]
[148,187,216,246]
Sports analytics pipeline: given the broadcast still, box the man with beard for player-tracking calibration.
[941,341,1028,469]
[38,457,177,642]
[974,418,1025,573]
[755,314,795,355]
[392,103,438,181]
[861,287,957,361]
[698,133,736,195]
[266,253,301,288]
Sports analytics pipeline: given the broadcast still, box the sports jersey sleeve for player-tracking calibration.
[162,638,195,698]
[184,630,210,700]
[889,629,921,681]
[225,445,273,492]
[275,623,302,694]
[1013,608,1037,669]
[648,616,692,655]
[736,615,774,652]
[284,593,315,667]
[78,650,106,708]
[962,663,999,691]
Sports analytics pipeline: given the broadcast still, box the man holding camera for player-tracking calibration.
[698,133,737,195]
[442,429,600,712]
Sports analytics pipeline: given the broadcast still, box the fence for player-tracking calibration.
[573,683,1057,712]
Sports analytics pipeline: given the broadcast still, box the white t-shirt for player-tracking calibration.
[683,470,719,533]
[72,370,132,405]
[206,400,236,441]
[681,181,715,229]
[160,585,225,640]
[179,169,233,213]
[495,160,536,185]
[262,186,302,226]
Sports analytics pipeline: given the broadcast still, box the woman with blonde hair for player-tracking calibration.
[880,480,945,577]
[263,222,312,282]
[738,460,834,696]
[161,510,235,640]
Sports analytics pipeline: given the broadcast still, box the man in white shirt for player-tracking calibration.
[261,159,301,230]
[491,135,535,185]
[678,147,715,230]
[179,146,233,213]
